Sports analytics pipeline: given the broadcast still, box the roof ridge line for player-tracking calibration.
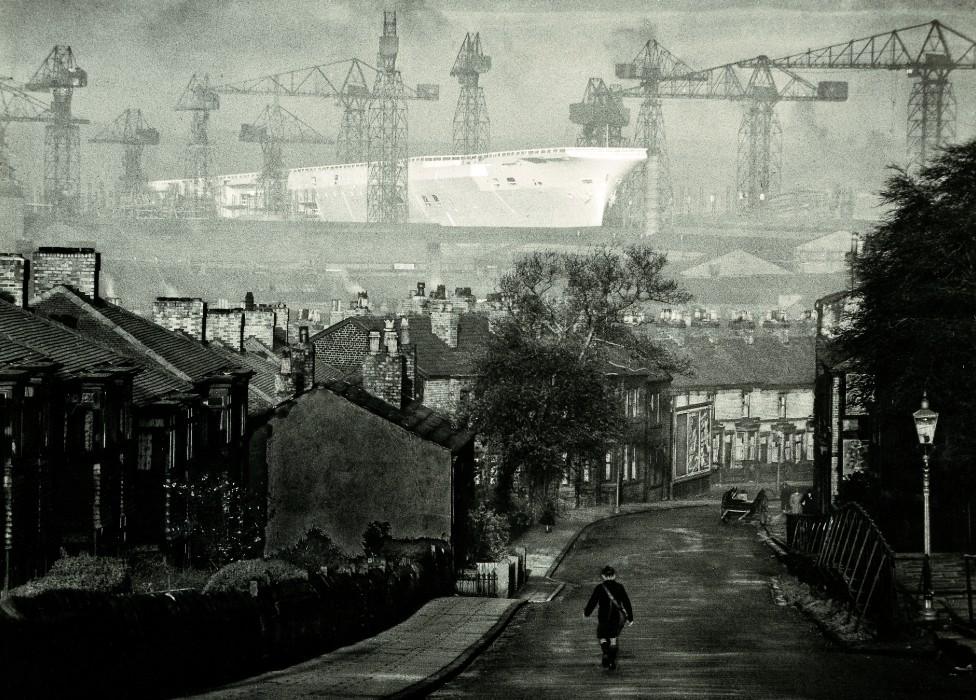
[37,286,195,383]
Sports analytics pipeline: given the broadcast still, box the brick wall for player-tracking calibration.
[313,323,368,371]
[31,247,100,300]
[243,309,275,347]
[423,377,473,416]
[206,308,244,350]
[0,254,27,307]
[152,297,207,341]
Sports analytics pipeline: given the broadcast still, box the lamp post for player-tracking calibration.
[912,393,939,622]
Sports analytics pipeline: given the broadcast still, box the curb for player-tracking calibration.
[387,599,528,700]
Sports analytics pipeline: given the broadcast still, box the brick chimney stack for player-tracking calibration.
[152,297,207,341]
[430,302,459,348]
[363,323,404,408]
[0,254,28,307]
[31,247,100,300]
[400,317,418,404]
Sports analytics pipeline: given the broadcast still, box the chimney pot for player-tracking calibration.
[368,330,381,354]
[331,299,341,312]
[299,326,309,344]
[417,281,425,297]
[400,316,410,346]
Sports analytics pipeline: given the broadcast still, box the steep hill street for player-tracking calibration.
[433,506,975,699]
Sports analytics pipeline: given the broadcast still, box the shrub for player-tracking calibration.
[9,553,131,596]
[467,504,510,563]
[203,558,307,594]
[362,521,392,557]
[271,528,352,573]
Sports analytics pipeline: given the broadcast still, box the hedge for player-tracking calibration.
[0,548,453,698]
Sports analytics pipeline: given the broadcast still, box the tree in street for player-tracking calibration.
[838,140,976,549]
[471,244,688,514]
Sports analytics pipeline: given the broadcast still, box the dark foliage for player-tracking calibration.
[9,553,131,596]
[362,521,393,558]
[837,141,976,548]
[270,527,351,573]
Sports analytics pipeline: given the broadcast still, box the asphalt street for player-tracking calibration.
[432,505,975,699]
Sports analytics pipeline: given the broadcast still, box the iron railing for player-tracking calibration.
[786,502,897,630]
[964,554,976,625]
[454,570,497,597]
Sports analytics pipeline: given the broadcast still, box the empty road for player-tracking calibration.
[433,506,974,699]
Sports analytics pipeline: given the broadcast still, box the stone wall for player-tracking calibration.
[312,322,368,371]
[152,297,207,341]
[0,254,27,307]
[265,387,453,554]
[31,247,99,300]
[206,308,244,350]
[422,377,473,416]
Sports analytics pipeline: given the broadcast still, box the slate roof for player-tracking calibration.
[0,338,50,367]
[321,380,473,454]
[679,250,792,278]
[667,335,815,390]
[310,313,491,378]
[32,286,242,383]
[0,300,192,404]
[208,341,280,413]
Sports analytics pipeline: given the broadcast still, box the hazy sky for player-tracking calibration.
[3,0,976,198]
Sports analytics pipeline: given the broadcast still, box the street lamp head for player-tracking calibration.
[913,393,939,445]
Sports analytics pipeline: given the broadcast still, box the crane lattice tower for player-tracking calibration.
[570,78,629,147]
[175,74,219,217]
[0,80,59,191]
[613,40,697,233]
[25,46,87,217]
[367,11,409,223]
[451,33,491,154]
[89,108,160,216]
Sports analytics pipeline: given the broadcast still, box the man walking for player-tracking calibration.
[583,565,634,670]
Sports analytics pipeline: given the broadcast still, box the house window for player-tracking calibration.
[137,433,153,471]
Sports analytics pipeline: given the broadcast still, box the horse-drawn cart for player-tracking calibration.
[720,487,768,524]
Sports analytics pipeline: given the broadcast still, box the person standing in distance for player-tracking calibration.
[583,565,634,670]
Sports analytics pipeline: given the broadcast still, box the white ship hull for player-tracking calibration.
[148,147,646,228]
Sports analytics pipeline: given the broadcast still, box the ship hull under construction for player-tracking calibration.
[148,146,647,228]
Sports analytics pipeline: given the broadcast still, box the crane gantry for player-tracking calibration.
[25,45,89,217]
[651,55,848,210]
[239,103,332,216]
[614,39,698,232]
[740,19,976,171]
[89,108,159,215]
[451,32,491,154]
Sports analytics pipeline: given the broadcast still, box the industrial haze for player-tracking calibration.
[2,0,975,203]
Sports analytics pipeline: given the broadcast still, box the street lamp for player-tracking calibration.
[912,392,939,622]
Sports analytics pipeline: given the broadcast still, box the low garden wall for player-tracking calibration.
[0,553,452,697]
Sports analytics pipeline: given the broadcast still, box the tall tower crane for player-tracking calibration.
[24,45,89,217]
[740,20,976,171]
[614,40,697,231]
[89,108,160,215]
[175,74,219,217]
[238,103,333,215]
[569,78,630,147]
[368,11,440,223]
[216,59,373,164]
[0,80,56,188]
[652,56,848,210]
[451,32,491,154]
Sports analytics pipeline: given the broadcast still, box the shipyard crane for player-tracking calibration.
[740,20,976,171]
[0,79,57,188]
[174,74,219,217]
[368,11,440,223]
[215,59,374,164]
[646,56,848,209]
[24,45,89,217]
[569,78,630,147]
[89,108,160,214]
[613,40,697,231]
[451,32,491,154]
[238,102,333,215]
